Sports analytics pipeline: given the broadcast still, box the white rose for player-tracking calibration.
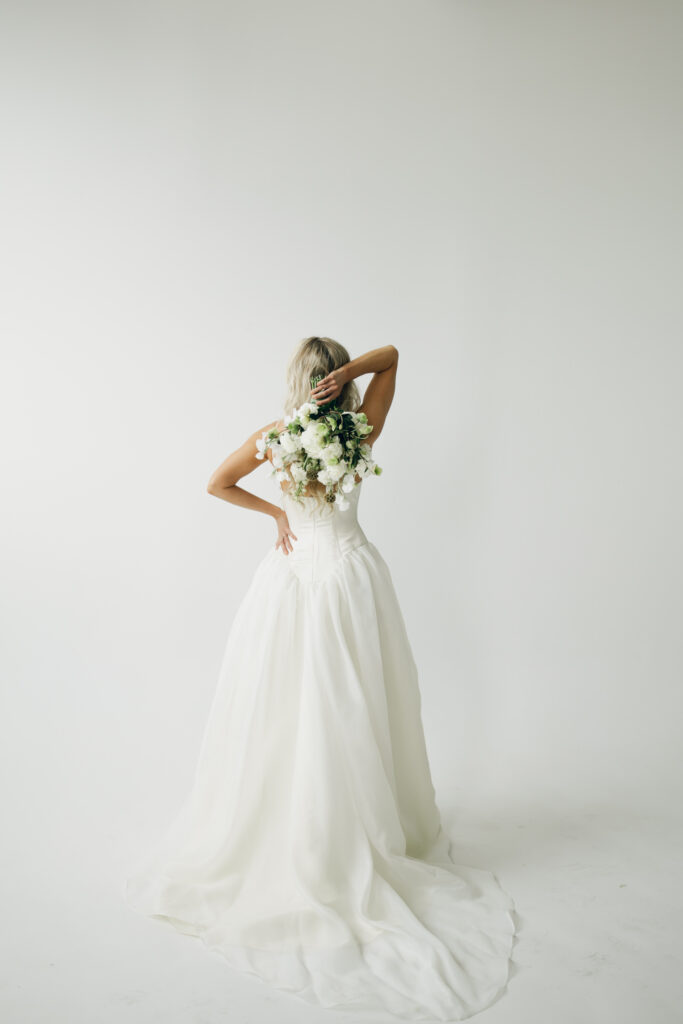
[355,458,368,477]
[317,467,333,485]
[341,472,356,493]
[290,463,307,483]
[255,437,266,459]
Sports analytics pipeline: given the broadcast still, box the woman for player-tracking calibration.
[124,337,517,1020]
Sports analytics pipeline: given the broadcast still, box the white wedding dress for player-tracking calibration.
[124,480,516,1020]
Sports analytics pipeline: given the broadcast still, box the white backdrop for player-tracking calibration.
[2,2,682,1022]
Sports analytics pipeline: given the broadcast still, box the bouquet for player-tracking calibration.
[255,400,382,510]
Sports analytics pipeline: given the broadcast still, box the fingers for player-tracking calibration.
[311,375,337,400]
[275,530,298,555]
[311,382,337,403]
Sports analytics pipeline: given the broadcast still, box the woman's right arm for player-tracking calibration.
[335,344,399,384]
[311,344,399,446]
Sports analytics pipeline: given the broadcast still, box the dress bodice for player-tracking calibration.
[278,482,368,583]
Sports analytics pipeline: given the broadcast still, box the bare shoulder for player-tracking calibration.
[254,418,286,439]
[259,418,283,433]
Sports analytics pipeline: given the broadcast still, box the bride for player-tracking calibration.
[123,336,517,1020]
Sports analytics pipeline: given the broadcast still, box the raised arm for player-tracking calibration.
[310,344,398,446]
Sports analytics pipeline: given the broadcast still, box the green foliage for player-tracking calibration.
[261,400,381,507]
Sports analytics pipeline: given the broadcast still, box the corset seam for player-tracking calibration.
[277,537,370,587]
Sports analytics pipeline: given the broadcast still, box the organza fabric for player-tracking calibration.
[123,482,516,1020]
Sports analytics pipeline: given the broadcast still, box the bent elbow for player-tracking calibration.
[207,479,235,495]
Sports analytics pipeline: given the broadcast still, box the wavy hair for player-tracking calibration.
[283,336,360,418]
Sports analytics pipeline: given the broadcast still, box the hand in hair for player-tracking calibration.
[310,365,348,405]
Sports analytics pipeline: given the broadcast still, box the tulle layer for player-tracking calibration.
[124,540,516,1020]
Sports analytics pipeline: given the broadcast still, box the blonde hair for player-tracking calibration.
[283,336,361,418]
[280,336,362,508]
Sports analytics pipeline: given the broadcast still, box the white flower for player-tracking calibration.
[280,430,302,454]
[300,421,327,457]
[261,402,382,506]
[320,439,343,463]
[297,401,319,427]
[270,443,284,468]
[326,460,346,483]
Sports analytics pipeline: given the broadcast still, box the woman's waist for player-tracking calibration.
[279,523,368,582]
[285,518,368,556]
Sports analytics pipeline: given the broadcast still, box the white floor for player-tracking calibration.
[4,791,681,1024]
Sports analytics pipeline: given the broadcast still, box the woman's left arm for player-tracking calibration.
[207,422,280,516]
[206,422,299,554]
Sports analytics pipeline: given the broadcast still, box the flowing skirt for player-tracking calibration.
[123,540,516,1020]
